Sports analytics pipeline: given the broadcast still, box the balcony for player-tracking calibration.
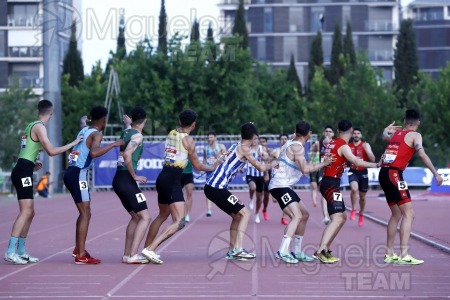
[219,0,250,4]
[8,76,43,88]
[365,20,396,32]
[369,50,393,61]
[8,46,43,57]
[7,14,42,27]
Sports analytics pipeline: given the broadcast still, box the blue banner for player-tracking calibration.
[430,168,450,193]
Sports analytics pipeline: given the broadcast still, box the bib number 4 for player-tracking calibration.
[21,177,32,187]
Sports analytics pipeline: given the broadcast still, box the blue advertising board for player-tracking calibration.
[430,168,450,193]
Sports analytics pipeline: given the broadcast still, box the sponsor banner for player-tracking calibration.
[430,168,450,193]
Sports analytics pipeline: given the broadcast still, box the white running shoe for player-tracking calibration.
[127,254,149,264]
[323,217,330,225]
[4,252,27,265]
[249,199,254,210]
[122,255,130,263]
[18,253,39,263]
[255,214,261,224]
[185,215,190,223]
[141,249,163,264]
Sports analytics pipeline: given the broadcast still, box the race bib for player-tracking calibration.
[117,152,125,167]
[21,177,32,187]
[21,135,27,149]
[68,150,80,165]
[281,192,292,205]
[227,194,239,205]
[136,193,147,203]
[164,145,177,163]
[398,181,408,190]
[333,192,343,202]
[79,180,88,190]
[382,150,397,164]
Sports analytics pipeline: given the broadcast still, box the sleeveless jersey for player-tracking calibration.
[183,160,193,174]
[207,143,246,189]
[205,144,221,166]
[269,140,304,189]
[117,129,143,171]
[323,138,348,179]
[246,145,264,177]
[381,129,415,170]
[68,127,98,169]
[18,120,43,163]
[349,141,369,171]
[163,129,189,169]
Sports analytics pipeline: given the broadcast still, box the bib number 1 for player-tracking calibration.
[136,193,147,203]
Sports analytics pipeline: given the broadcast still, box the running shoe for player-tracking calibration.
[206,210,212,217]
[127,254,150,264]
[231,248,256,259]
[226,252,250,261]
[275,251,299,264]
[72,248,77,257]
[122,255,130,263]
[74,252,101,265]
[18,253,39,263]
[349,209,357,221]
[358,215,364,227]
[397,255,424,265]
[281,218,289,225]
[4,252,27,265]
[185,214,190,223]
[263,211,269,221]
[313,250,334,264]
[326,250,340,262]
[384,253,399,263]
[291,251,315,262]
[249,199,254,210]
[322,217,330,225]
[255,214,261,224]
[141,248,164,264]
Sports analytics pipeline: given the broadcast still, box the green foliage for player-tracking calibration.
[287,54,302,96]
[343,21,356,67]
[232,0,249,49]
[329,23,344,86]
[62,21,84,87]
[158,0,168,55]
[190,20,200,42]
[116,18,126,60]
[0,81,36,169]
[308,31,324,87]
[394,19,419,108]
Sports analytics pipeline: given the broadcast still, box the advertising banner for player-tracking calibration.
[430,168,450,193]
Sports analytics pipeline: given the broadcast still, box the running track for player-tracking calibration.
[0,189,449,299]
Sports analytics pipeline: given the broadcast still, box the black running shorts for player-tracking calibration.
[63,166,91,204]
[11,158,35,200]
[378,167,411,207]
[319,176,346,215]
[270,187,301,211]
[113,170,148,213]
[204,184,245,215]
[348,168,369,193]
[156,166,184,205]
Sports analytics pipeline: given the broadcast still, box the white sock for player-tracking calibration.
[279,235,292,254]
[293,235,303,254]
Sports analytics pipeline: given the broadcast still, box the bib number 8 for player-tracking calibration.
[281,193,292,205]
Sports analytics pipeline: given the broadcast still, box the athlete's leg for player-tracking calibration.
[320,198,330,222]
[184,183,194,217]
[398,202,415,257]
[146,202,185,251]
[295,201,310,236]
[349,181,359,213]
[310,182,318,208]
[144,203,170,247]
[130,209,151,256]
[230,207,251,250]
[319,212,346,251]
[75,201,91,257]
[248,181,256,208]
[386,204,402,256]
[124,212,139,257]
[359,191,367,216]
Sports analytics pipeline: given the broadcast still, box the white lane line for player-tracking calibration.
[0,224,126,281]
[101,213,205,300]
[251,221,258,297]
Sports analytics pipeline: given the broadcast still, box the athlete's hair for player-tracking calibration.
[207,131,216,137]
[353,127,362,133]
[279,132,289,140]
[179,109,198,127]
[259,136,267,142]
[405,109,420,125]
[324,125,334,132]
[295,120,311,136]
[241,122,258,140]
[338,120,353,132]
[38,99,53,115]
[131,106,147,125]
[90,106,108,121]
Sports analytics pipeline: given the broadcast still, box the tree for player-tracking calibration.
[287,54,302,96]
[190,19,200,42]
[116,13,126,60]
[394,19,419,108]
[0,82,36,168]
[308,31,324,88]
[62,21,84,87]
[343,21,356,67]
[158,0,168,55]
[207,22,214,42]
[232,0,249,49]
[329,22,344,85]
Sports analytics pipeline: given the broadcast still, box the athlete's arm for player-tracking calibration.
[288,143,333,174]
[382,121,402,142]
[122,133,147,183]
[413,133,443,185]
[184,136,215,172]
[34,123,82,157]
[88,132,124,158]
[340,145,377,169]
[363,142,376,162]
[239,144,272,172]
[219,143,227,154]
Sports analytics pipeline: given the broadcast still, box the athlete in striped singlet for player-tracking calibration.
[204,122,275,261]
[5,100,82,265]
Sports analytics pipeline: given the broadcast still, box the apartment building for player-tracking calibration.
[218,0,399,85]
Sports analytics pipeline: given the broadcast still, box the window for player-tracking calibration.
[342,6,351,30]
[418,7,444,21]
[283,37,297,62]
[8,4,39,27]
[264,7,273,33]
[311,8,324,32]
[0,31,5,57]
[290,7,304,32]
[257,37,266,60]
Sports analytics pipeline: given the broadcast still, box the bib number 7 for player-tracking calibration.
[333,192,343,202]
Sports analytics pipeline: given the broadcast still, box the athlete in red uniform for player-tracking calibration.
[379,109,443,265]
[314,120,378,264]
[348,128,375,226]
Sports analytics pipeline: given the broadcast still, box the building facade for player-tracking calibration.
[406,0,450,78]
[0,0,79,96]
[218,0,399,85]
